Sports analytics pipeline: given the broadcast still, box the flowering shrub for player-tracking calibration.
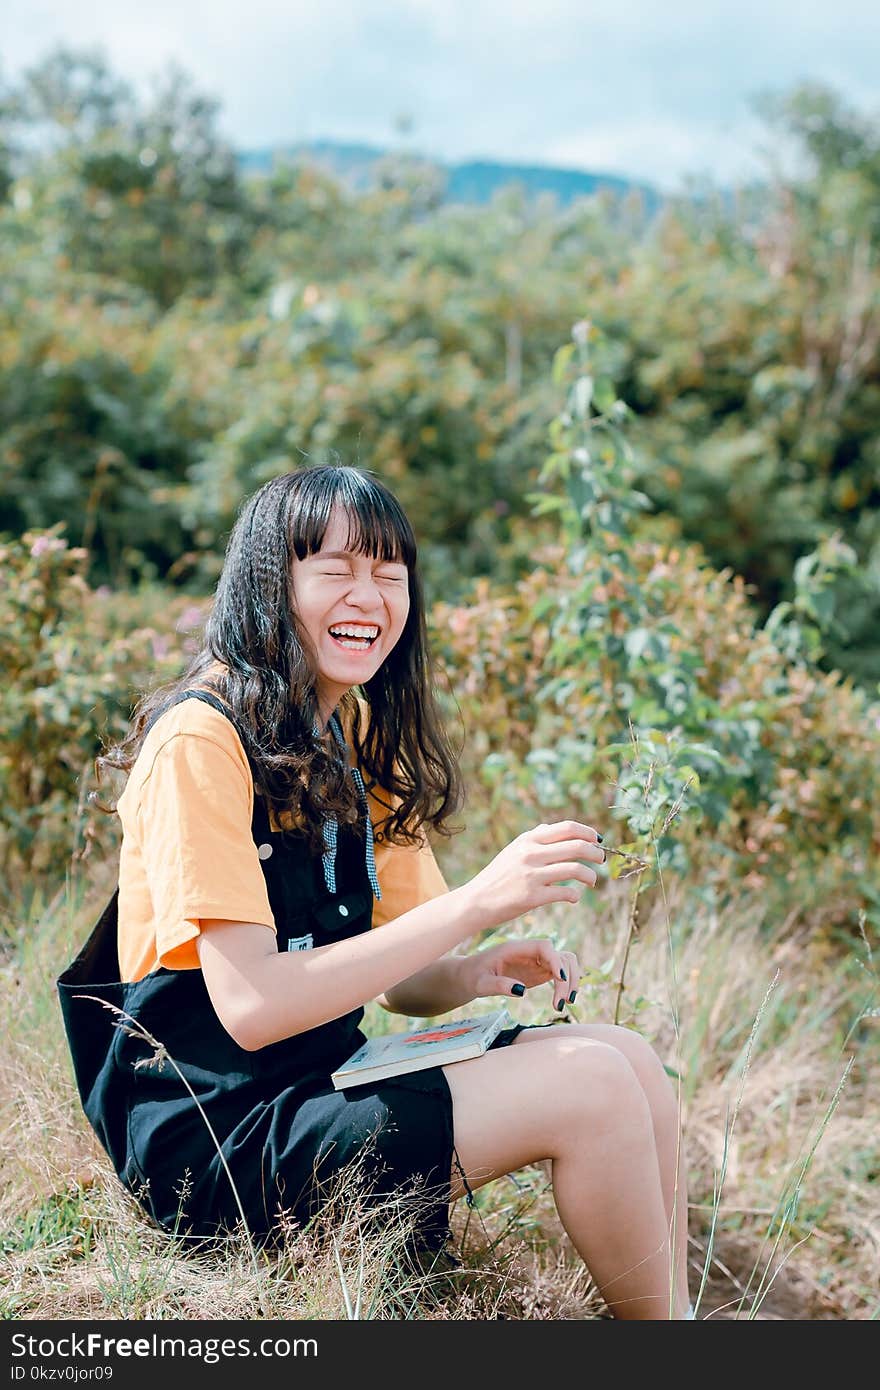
[431,534,880,933]
[429,326,880,937]
[0,525,206,927]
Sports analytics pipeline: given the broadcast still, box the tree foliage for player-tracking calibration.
[431,325,880,938]
[0,50,877,688]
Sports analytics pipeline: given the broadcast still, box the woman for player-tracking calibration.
[58,464,692,1319]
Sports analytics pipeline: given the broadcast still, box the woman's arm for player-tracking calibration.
[197,882,489,1051]
[379,953,476,1017]
[198,817,604,1049]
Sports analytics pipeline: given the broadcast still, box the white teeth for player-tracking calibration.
[329,625,379,639]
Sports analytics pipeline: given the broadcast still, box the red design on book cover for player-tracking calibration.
[403,1026,473,1045]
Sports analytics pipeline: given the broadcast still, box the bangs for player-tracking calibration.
[290,466,416,569]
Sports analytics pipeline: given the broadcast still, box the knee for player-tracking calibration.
[606,1026,680,1126]
[564,1041,654,1141]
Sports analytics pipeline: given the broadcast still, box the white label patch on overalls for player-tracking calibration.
[287,934,314,952]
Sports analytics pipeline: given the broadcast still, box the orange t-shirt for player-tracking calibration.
[115,692,450,983]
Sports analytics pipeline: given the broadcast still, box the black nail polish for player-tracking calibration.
[511,982,525,997]
[560,968,567,982]
[569,990,577,1003]
[602,849,607,862]
[556,999,565,1011]
[597,833,604,843]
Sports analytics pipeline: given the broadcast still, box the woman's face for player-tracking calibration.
[290,505,411,726]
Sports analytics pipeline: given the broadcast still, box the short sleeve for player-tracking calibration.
[370,828,450,928]
[136,731,276,969]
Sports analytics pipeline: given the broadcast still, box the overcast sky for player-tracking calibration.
[2,1,878,191]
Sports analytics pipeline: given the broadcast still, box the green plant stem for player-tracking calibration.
[737,1054,854,1319]
[612,889,642,1026]
[650,825,686,1320]
[692,971,780,1318]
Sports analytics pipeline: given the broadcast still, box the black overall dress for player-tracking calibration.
[57,689,528,1256]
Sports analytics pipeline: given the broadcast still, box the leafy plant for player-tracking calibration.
[431,323,880,938]
[0,525,200,925]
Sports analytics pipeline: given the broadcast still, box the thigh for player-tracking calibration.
[443,1029,635,1201]
[511,1021,673,1099]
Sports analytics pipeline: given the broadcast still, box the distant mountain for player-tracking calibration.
[237,138,663,214]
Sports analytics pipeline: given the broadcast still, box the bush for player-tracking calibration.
[429,327,880,938]
[0,524,204,931]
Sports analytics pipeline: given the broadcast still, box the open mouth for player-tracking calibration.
[327,625,380,651]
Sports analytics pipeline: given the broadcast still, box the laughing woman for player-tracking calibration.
[59,464,693,1319]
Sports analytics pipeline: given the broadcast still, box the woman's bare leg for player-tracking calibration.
[443,1034,685,1319]
[510,1023,690,1317]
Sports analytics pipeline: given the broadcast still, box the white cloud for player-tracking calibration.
[1,0,877,187]
[544,112,773,192]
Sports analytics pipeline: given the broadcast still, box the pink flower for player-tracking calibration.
[30,535,66,558]
[175,604,206,633]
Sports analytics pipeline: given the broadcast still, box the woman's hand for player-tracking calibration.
[460,938,582,1014]
[462,820,606,932]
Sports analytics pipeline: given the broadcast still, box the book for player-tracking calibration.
[331,1007,513,1090]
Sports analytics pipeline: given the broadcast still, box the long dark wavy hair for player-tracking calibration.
[95,465,465,856]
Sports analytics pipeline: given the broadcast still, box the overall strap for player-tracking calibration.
[143,687,238,739]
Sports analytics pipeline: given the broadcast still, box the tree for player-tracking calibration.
[6,46,255,306]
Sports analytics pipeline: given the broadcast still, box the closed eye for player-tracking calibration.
[321,570,405,580]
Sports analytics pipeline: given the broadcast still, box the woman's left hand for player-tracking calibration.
[461,938,581,1014]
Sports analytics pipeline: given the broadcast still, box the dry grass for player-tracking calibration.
[1,854,877,1321]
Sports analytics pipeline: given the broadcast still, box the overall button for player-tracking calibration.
[313,889,371,935]
[257,843,273,860]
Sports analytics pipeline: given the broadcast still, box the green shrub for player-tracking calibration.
[0,525,203,931]
[429,326,880,937]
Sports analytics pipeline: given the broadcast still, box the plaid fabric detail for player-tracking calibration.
[312,712,382,902]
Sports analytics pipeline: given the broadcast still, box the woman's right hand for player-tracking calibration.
[463,820,606,930]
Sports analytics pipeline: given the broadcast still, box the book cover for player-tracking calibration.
[331,1007,513,1090]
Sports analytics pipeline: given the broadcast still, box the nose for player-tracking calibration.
[342,570,384,610]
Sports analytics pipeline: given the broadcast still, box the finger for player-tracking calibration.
[533,939,570,1011]
[553,949,579,1012]
[500,977,528,999]
[562,950,580,1008]
[546,861,599,891]
[534,838,606,867]
[474,973,528,1000]
[533,820,603,846]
